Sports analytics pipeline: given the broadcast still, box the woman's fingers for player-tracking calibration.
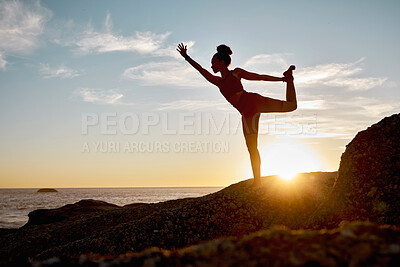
[176,43,187,57]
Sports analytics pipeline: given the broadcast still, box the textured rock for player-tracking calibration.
[312,113,400,228]
[1,172,336,263]
[31,222,400,267]
[27,199,123,226]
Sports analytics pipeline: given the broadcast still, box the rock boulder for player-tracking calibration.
[312,113,400,228]
[27,199,122,226]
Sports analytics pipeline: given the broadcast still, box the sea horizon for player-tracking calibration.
[0,186,224,189]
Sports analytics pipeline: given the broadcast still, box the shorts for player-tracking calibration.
[234,92,284,135]
[235,92,261,117]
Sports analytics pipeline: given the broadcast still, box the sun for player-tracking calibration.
[278,169,299,181]
[259,139,322,180]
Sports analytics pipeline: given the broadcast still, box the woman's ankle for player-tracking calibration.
[283,76,294,82]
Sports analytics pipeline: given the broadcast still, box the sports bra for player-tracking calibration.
[217,70,245,106]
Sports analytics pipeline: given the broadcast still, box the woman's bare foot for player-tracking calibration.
[283,65,295,82]
[250,178,261,187]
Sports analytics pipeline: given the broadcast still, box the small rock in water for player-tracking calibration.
[37,188,58,193]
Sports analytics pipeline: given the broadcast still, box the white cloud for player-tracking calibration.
[297,100,326,110]
[320,77,387,91]
[40,63,82,79]
[296,58,387,91]
[123,61,209,88]
[0,52,6,69]
[157,99,227,111]
[254,91,400,141]
[75,30,170,55]
[132,54,385,93]
[292,96,400,140]
[243,54,289,75]
[348,97,399,119]
[127,54,386,92]
[315,96,400,121]
[75,88,125,105]
[0,0,51,67]
[243,55,387,91]
[154,41,195,59]
[67,13,171,55]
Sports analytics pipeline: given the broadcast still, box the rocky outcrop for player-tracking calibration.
[27,199,124,226]
[311,113,400,228]
[2,113,400,265]
[31,221,400,267]
[1,172,336,263]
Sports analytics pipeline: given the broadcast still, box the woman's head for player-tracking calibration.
[211,44,232,73]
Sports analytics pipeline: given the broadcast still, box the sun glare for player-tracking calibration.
[278,169,298,181]
[259,140,322,180]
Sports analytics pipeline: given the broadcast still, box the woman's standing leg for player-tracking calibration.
[242,113,261,185]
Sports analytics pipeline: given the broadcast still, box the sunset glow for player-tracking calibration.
[0,0,398,188]
[260,140,322,180]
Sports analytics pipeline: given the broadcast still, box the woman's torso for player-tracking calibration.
[217,70,245,107]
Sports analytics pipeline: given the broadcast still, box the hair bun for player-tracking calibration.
[217,44,232,56]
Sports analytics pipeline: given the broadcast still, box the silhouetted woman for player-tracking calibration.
[177,43,297,186]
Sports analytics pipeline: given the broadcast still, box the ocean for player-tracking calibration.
[0,187,222,229]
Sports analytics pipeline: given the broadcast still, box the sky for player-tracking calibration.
[0,0,399,188]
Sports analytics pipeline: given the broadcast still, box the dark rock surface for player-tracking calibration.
[1,172,336,263]
[31,221,400,267]
[37,188,58,193]
[312,113,400,228]
[27,199,124,226]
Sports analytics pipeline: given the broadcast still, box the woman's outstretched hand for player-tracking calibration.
[176,43,188,58]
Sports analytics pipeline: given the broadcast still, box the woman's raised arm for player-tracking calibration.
[234,68,285,82]
[177,43,220,86]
